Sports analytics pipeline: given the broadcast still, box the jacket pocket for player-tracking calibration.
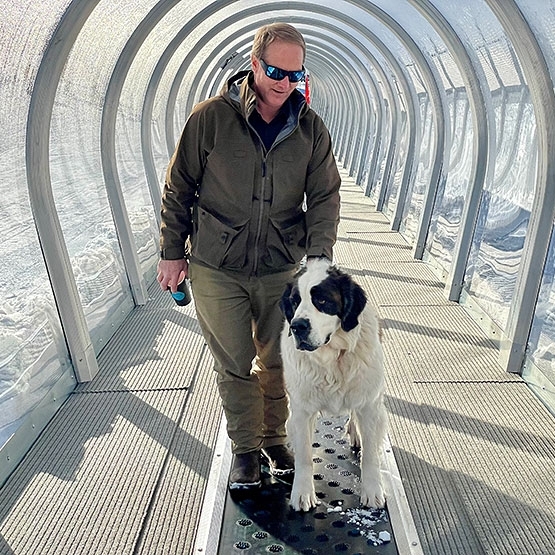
[264,213,306,266]
[191,205,249,270]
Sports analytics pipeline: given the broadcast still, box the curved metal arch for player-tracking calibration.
[269,30,410,239]
[317,21,421,230]
[375,75,402,210]
[101,0,246,306]
[311,67,345,140]
[320,4,446,249]
[484,0,555,373]
[303,39,377,166]
[315,75,344,131]
[100,0,181,306]
[408,0,495,302]
[309,39,393,197]
[185,23,403,235]
[157,1,442,221]
[309,52,367,145]
[294,48,376,188]
[178,21,378,192]
[26,0,101,382]
[340,0,447,259]
[165,28,251,154]
[174,19,372,151]
[162,5,424,228]
[190,29,370,140]
[304,30,408,201]
[324,24,420,220]
[183,30,369,189]
[328,43,398,210]
[301,31,379,167]
[308,40,385,191]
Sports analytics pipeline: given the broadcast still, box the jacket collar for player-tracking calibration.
[223,70,307,123]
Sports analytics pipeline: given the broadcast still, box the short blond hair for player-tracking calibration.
[252,23,306,63]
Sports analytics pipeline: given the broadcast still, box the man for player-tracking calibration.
[157,23,341,490]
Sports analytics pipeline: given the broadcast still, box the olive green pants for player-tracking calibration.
[188,262,295,454]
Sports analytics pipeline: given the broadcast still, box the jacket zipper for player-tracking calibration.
[248,119,300,276]
[252,156,267,275]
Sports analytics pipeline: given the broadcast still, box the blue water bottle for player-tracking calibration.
[169,279,192,306]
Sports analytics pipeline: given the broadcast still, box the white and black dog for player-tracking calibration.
[280,258,387,512]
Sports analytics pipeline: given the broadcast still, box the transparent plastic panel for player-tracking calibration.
[369,96,392,202]
[528,225,555,399]
[383,106,409,220]
[172,32,252,146]
[516,0,555,406]
[117,0,216,284]
[431,0,523,89]
[425,0,536,331]
[50,1,159,349]
[464,87,537,329]
[310,3,419,202]
[352,1,447,237]
[153,1,421,186]
[360,109,380,191]
[358,0,478,273]
[418,28,474,272]
[115,113,159,286]
[427,89,474,269]
[401,94,435,242]
[0,1,74,448]
[49,90,132,342]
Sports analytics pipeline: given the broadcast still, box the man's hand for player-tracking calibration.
[157,259,188,293]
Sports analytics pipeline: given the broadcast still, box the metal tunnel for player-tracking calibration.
[2,1,555,553]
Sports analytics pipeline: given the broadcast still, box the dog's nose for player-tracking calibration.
[290,317,310,338]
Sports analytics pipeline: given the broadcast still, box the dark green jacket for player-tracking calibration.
[160,70,341,275]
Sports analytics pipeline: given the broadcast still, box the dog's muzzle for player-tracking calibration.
[290,318,318,351]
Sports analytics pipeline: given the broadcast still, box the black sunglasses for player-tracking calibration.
[260,59,305,83]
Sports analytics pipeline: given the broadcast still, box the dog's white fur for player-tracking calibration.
[280,258,387,512]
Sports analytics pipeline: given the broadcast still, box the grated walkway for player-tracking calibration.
[1,169,554,554]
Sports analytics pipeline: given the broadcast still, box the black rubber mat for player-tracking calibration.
[218,417,398,554]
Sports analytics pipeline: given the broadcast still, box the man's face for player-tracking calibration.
[251,40,304,112]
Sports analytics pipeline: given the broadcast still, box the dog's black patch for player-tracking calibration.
[310,283,342,317]
[320,267,367,332]
[279,282,300,324]
[280,266,307,323]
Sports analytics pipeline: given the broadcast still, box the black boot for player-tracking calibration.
[229,451,261,490]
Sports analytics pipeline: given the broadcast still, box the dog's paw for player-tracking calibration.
[290,492,320,512]
[346,417,361,449]
[360,482,386,509]
[290,483,319,512]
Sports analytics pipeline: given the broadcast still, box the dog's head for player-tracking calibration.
[280,258,367,351]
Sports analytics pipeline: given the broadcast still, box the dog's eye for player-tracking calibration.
[315,297,333,311]
[312,289,341,316]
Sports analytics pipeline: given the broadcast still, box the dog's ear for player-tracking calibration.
[339,274,367,332]
[279,282,296,323]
